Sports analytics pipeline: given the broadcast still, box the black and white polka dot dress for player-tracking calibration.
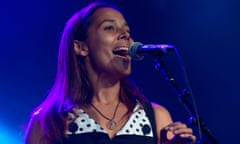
[65,103,156,144]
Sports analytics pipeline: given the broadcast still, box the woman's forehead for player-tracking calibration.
[90,7,126,23]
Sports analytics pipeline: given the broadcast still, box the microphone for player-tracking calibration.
[128,42,175,60]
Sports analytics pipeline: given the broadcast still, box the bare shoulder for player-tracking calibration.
[151,102,170,115]
[151,102,173,129]
[151,102,172,118]
[25,109,44,144]
[150,102,173,143]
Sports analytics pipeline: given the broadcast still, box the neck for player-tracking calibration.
[91,80,121,105]
[84,60,124,104]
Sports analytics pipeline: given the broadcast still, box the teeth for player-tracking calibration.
[113,47,129,56]
[114,47,128,52]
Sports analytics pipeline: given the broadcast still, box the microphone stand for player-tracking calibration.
[153,56,218,144]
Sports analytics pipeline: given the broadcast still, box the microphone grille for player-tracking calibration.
[129,42,144,61]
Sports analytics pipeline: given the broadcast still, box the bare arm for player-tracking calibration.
[24,114,46,144]
[152,102,173,143]
[152,102,196,144]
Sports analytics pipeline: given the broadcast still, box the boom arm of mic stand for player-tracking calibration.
[153,56,218,144]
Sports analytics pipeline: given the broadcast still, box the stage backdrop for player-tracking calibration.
[0,0,239,143]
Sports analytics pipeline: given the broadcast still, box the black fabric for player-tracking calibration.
[143,101,158,144]
[66,132,155,144]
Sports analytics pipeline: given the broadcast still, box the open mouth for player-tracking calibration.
[113,47,129,57]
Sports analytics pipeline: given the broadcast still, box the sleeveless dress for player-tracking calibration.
[64,102,157,144]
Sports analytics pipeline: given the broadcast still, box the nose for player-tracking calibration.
[118,31,130,40]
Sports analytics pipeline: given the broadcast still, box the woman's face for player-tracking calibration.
[84,7,133,79]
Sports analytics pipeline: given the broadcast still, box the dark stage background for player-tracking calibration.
[0,0,239,143]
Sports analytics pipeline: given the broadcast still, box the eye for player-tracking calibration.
[104,25,115,31]
[124,26,131,35]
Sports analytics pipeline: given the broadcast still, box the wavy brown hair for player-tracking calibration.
[30,1,146,143]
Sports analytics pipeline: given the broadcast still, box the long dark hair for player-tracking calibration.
[31,1,146,143]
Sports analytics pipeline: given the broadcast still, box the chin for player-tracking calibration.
[122,70,131,77]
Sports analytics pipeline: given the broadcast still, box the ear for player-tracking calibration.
[73,40,89,56]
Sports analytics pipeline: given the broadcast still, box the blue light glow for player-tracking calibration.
[0,123,23,144]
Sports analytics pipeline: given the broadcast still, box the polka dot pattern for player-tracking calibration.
[65,103,153,137]
[65,109,104,135]
[116,108,153,137]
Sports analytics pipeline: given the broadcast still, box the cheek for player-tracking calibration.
[87,31,114,48]
[130,38,134,45]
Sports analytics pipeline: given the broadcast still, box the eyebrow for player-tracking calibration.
[97,19,129,28]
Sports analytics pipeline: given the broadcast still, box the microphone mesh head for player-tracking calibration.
[129,42,144,61]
